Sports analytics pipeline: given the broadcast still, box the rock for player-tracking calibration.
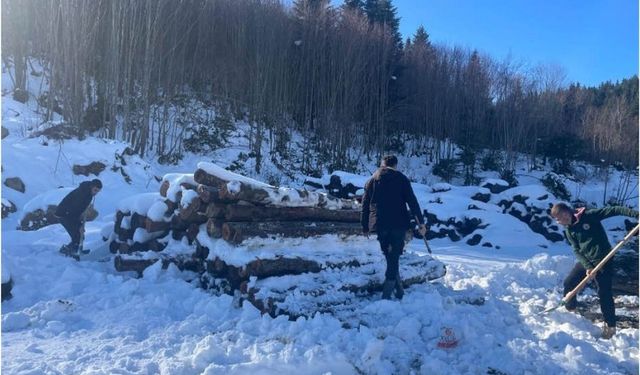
[1,126,8,139]
[471,192,491,203]
[497,199,513,210]
[529,216,564,242]
[1,200,17,219]
[466,234,482,246]
[72,161,106,176]
[482,180,509,194]
[4,177,25,193]
[425,227,450,240]
[455,217,485,237]
[447,230,460,242]
[512,194,528,205]
[1,278,13,302]
[612,249,638,296]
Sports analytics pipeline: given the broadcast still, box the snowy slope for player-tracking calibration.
[2,76,639,374]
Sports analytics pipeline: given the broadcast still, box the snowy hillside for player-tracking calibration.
[2,76,639,374]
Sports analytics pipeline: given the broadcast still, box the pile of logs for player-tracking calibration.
[108,162,447,320]
[110,163,363,255]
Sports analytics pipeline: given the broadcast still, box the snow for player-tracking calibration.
[21,187,73,215]
[180,188,199,209]
[2,73,639,375]
[162,173,196,201]
[117,193,163,215]
[198,161,272,188]
[482,178,510,187]
[147,201,170,222]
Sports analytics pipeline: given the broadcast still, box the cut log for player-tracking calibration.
[112,239,167,255]
[130,213,147,230]
[186,223,200,243]
[195,166,358,209]
[218,181,358,209]
[117,228,135,242]
[204,203,227,219]
[114,256,159,275]
[222,221,362,244]
[240,257,322,279]
[194,168,228,187]
[115,253,204,277]
[220,204,360,222]
[197,184,221,203]
[244,254,446,319]
[159,180,170,197]
[113,210,129,236]
[109,240,120,253]
[145,218,171,233]
[206,218,224,238]
[178,196,207,224]
[164,199,178,214]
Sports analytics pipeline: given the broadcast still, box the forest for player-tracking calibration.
[2,0,638,175]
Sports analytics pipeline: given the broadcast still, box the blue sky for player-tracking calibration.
[393,0,638,87]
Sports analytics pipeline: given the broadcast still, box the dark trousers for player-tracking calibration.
[563,261,616,327]
[377,229,406,280]
[59,216,82,249]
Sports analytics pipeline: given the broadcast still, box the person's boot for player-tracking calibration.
[602,324,616,339]
[382,279,395,300]
[68,243,80,255]
[394,278,404,300]
[59,244,70,254]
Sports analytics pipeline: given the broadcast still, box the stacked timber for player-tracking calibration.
[109,163,363,272]
[108,162,447,319]
[193,162,362,245]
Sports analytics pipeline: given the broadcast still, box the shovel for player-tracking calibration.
[539,223,639,315]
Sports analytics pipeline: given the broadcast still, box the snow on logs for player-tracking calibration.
[108,163,447,319]
[110,162,365,273]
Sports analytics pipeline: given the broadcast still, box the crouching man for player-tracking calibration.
[55,179,102,256]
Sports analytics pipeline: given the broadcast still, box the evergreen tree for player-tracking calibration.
[412,25,431,50]
[364,0,402,50]
[343,0,364,11]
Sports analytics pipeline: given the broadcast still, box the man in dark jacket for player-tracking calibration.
[551,202,638,339]
[361,155,427,300]
[55,179,102,255]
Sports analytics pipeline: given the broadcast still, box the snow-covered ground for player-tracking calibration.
[2,71,639,374]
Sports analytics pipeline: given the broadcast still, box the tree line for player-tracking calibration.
[2,0,637,174]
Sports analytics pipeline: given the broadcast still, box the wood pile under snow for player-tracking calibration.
[108,162,446,318]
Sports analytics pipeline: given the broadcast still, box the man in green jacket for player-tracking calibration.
[550,202,639,339]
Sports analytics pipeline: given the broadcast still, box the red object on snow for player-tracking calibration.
[437,327,459,349]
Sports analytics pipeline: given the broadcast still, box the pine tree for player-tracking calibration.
[412,25,430,50]
[364,0,402,50]
[343,0,364,11]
